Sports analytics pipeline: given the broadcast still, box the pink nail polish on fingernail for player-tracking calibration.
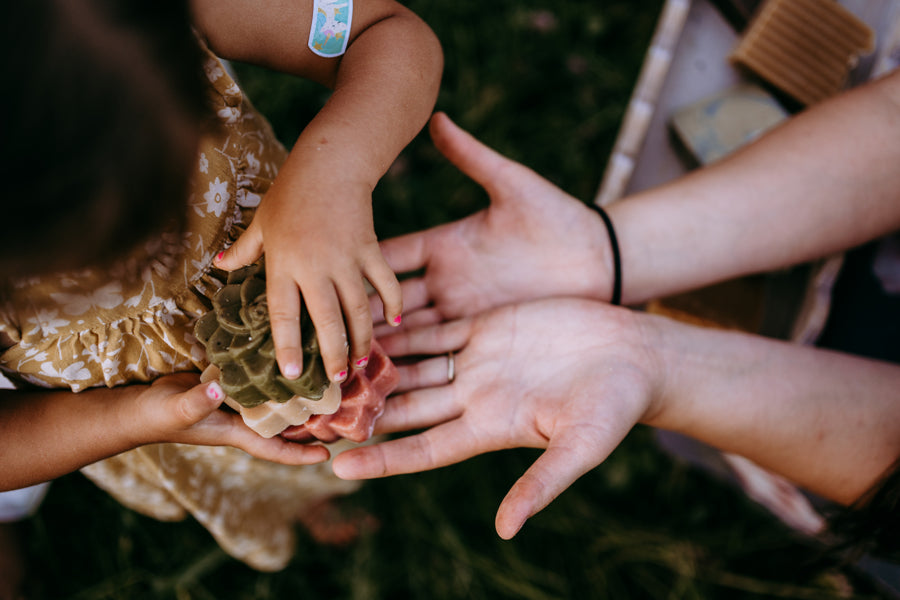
[215,251,224,262]
[206,382,222,401]
[283,363,300,379]
[355,357,369,368]
[392,315,402,325]
[334,370,348,382]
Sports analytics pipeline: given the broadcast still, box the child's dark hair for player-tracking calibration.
[1,0,212,277]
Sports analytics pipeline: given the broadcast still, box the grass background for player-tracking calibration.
[18,1,894,598]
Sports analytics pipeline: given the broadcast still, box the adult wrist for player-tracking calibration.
[586,203,621,305]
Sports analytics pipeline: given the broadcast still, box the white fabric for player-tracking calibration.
[0,483,50,522]
[0,368,50,522]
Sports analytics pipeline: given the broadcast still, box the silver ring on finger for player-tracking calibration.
[447,351,456,384]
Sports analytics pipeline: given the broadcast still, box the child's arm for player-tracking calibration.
[0,375,330,491]
[192,0,443,383]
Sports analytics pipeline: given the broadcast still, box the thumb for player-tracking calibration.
[215,219,264,270]
[167,381,225,429]
[429,112,526,199]
[494,438,605,540]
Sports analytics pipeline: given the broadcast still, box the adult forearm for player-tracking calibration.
[611,70,900,304]
[641,313,900,504]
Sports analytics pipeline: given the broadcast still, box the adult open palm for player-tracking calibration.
[374,113,615,331]
[336,298,658,539]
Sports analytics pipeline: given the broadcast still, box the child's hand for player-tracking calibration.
[141,373,332,464]
[216,178,402,383]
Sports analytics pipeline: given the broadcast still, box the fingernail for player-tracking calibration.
[283,363,301,379]
[333,370,348,382]
[206,382,223,401]
[215,251,224,262]
[392,315,402,326]
[354,357,369,369]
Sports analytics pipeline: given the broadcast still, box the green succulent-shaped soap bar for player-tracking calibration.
[194,260,329,408]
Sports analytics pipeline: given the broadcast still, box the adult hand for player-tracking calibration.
[372,112,616,333]
[334,298,661,539]
[138,373,331,465]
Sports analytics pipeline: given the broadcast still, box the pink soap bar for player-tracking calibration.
[281,339,399,444]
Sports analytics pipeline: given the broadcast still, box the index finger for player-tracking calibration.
[332,419,487,480]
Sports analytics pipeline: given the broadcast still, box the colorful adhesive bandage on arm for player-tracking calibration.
[308,0,353,58]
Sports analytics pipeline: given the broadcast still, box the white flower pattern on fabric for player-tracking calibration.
[82,341,119,365]
[23,348,48,362]
[25,309,70,337]
[203,59,224,82]
[0,41,350,572]
[217,107,240,124]
[204,177,230,217]
[50,282,124,316]
[40,361,92,382]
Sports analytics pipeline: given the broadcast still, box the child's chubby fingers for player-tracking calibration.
[336,275,374,370]
[378,229,430,277]
[301,283,351,383]
[213,218,264,270]
[220,418,332,465]
[265,275,308,381]
[140,373,219,434]
[368,276,427,330]
[166,379,331,464]
[363,254,403,327]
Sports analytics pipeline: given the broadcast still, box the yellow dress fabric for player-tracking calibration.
[0,44,360,572]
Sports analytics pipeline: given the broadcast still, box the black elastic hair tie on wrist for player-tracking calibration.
[586,203,622,306]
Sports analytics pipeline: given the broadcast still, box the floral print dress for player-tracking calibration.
[0,42,360,572]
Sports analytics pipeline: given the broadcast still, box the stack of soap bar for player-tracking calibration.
[671,83,788,164]
[203,339,398,440]
[200,365,342,438]
[730,0,874,106]
[282,340,399,444]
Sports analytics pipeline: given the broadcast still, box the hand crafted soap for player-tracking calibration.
[194,259,398,440]
[671,83,789,164]
[730,0,874,106]
[194,260,329,407]
[282,340,399,444]
[194,260,337,437]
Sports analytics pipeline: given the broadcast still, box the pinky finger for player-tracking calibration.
[365,258,403,326]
